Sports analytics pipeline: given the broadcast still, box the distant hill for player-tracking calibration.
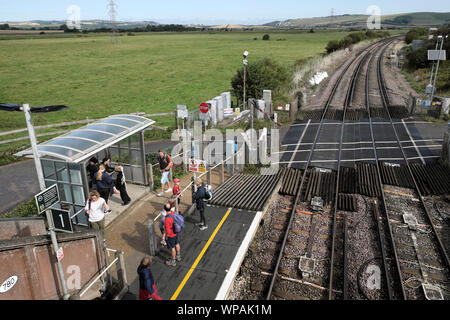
[266,12,450,28]
[1,20,159,30]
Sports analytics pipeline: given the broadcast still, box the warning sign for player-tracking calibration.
[189,159,207,173]
[57,247,64,261]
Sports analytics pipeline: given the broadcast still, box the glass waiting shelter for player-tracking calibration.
[16,114,155,226]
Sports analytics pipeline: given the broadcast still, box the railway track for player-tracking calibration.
[374,40,450,300]
[264,38,391,300]
[232,36,449,301]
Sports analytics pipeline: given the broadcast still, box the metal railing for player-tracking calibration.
[75,248,128,300]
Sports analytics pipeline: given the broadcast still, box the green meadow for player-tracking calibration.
[0,30,351,132]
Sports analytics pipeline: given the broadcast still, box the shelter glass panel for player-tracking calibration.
[58,183,73,203]
[42,159,56,180]
[131,166,144,184]
[111,115,147,123]
[69,163,83,185]
[84,124,126,135]
[56,162,69,182]
[67,130,113,143]
[48,138,96,152]
[101,119,140,128]
[38,145,82,159]
[72,186,85,206]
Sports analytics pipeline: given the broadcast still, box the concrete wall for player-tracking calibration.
[0,230,104,300]
[0,217,46,241]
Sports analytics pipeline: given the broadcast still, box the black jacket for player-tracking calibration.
[86,163,99,180]
[193,183,207,211]
[137,265,155,294]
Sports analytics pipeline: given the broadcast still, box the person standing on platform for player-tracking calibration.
[173,178,182,210]
[96,165,114,205]
[164,203,181,267]
[102,157,115,175]
[114,163,131,206]
[193,178,208,231]
[157,151,173,197]
[86,157,99,189]
[158,202,171,246]
[137,256,162,300]
[85,190,109,238]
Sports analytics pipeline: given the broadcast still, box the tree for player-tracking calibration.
[0,24,9,30]
[231,57,291,106]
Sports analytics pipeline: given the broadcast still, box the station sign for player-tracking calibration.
[51,208,73,233]
[35,184,60,215]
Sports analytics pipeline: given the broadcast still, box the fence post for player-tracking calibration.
[220,161,224,185]
[147,163,154,191]
[115,250,128,289]
[169,167,173,183]
[148,219,158,257]
[207,156,211,186]
[231,153,235,175]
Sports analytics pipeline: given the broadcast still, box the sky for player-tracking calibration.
[1,0,450,25]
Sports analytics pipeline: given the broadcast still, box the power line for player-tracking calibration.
[107,0,118,43]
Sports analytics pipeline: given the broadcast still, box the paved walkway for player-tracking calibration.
[104,168,230,300]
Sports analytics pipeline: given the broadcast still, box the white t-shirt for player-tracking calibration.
[85,198,106,223]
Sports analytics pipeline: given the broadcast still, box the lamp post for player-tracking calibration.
[243,51,249,110]
[0,102,69,300]
[430,35,448,104]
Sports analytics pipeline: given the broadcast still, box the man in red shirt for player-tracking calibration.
[164,203,181,266]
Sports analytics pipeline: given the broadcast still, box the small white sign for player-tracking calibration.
[428,50,446,61]
[223,109,234,117]
[57,247,64,261]
[0,276,18,293]
[177,105,188,119]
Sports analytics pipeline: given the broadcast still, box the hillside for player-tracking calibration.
[266,12,450,28]
[1,20,159,30]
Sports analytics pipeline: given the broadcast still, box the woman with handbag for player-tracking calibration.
[85,190,109,238]
[96,165,114,204]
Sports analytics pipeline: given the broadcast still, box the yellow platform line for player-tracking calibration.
[170,207,233,300]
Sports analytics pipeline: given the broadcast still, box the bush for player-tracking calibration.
[262,34,270,41]
[405,28,428,44]
[2,199,38,219]
[325,30,390,54]
[231,57,291,106]
[326,40,341,54]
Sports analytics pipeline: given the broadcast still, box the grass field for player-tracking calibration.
[0,30,352,132]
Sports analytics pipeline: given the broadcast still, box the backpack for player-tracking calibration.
[204,185,214,201]
[172,213,185,234]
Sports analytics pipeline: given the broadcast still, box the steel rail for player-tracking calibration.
[329,40,385,300]
[265,39,384,300]
[365,39,403,300]
[377,41,450,284]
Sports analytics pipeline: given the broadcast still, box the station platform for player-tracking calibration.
[150,206,262,300]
